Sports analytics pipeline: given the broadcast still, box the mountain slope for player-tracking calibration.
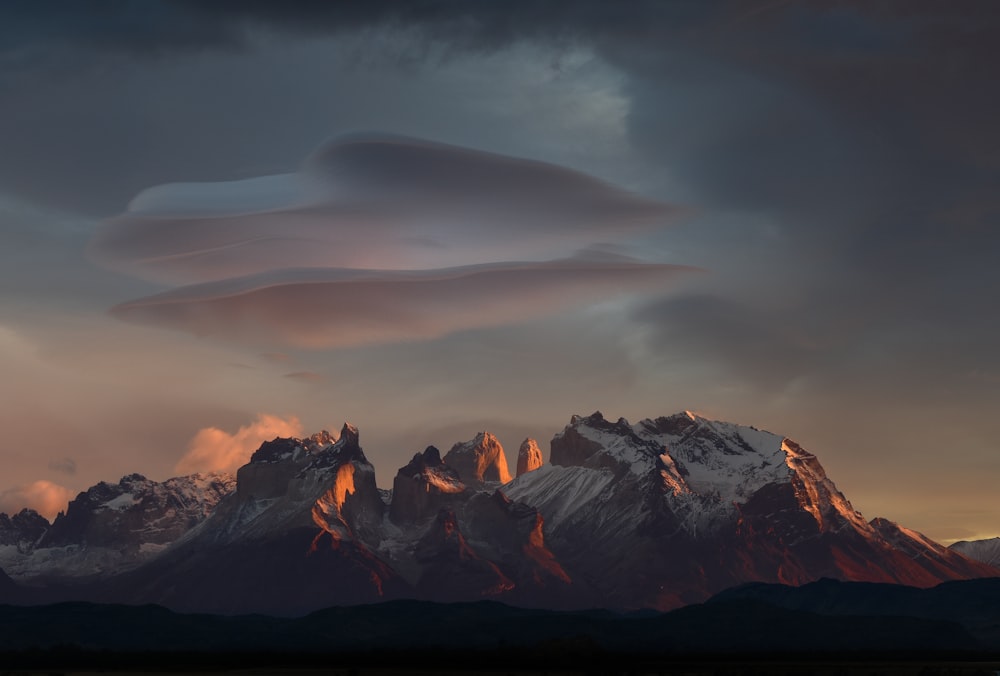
[950,536,1000,567]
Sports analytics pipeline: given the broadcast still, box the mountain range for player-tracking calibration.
[0,411,996,615]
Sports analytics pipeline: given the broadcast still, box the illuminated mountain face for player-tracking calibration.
[1,413,995,615]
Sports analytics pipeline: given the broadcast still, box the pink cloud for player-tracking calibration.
[0,480,74,520]
[175,413,304,475]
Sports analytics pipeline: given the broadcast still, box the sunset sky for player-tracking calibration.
[1,1,998,543]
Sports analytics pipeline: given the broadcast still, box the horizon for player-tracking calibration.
[2,1,999,547]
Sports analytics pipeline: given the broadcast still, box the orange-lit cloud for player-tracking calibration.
[112,256,694,349]
[0,480,74,520]
[175,413,304,475]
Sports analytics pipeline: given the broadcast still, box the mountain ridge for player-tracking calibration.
[1,410,995,615]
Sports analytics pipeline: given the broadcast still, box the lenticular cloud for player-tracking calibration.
[111,257,693,348]
[94,133,688,348]
[91,134,678,284]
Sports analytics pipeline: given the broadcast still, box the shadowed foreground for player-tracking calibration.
[2,579,1000,673]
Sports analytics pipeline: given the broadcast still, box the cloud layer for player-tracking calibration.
[92,133,687,349]
[90,134,678,284]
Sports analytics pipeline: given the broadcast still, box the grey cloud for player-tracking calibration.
[284,371,328,384]
[635,294,836,392]
[259,352,292,364]
[47,457,77,476]
[0,1,709,60]
[636,287,1000,407]
[89,134,678,284]
[605,3,1000,405]
[112,257,692,349]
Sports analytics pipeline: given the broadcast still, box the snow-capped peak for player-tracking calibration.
[551,411,663,478]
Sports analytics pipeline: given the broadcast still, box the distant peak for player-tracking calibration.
[120,473,148,484]
[569,411,635,437]
[308,429,338,447]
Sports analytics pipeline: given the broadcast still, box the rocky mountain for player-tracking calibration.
[389,445,465,525]
[105,423,409,615]
[0,472,234,583]
[516,438,543,477]
[0,410,994,615]
[505,411,997,608]
[950,536,1000,567]
[0,509,48,548]
[442,431,511,486]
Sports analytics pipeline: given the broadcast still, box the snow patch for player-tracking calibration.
[101,493,138,511]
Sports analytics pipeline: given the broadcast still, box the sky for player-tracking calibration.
[1,0,998,544]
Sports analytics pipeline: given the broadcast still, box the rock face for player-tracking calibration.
[516,438,543,477]
[413,507,514,602]
[3,411,995,615]
[443,432,512,486]
[389,446,465,525]
[380,449,577,609]
[950,536,1000,568]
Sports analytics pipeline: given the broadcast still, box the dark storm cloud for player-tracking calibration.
[111,257,692,349]
[0,1,708,59]
[586,2,1000,402]
[0,0,703,217]
[89,134,678,283]
[4,1,1000,395]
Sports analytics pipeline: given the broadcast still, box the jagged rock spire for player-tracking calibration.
[516,438,543,477]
